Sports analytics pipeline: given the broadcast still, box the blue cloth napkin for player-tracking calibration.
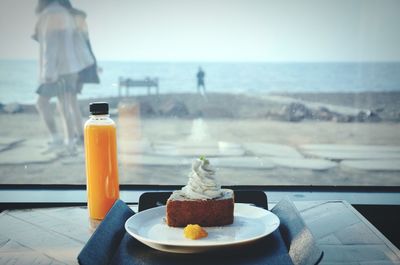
[78,198,322,265]
[78,200,134,265]
[272,198,323,265]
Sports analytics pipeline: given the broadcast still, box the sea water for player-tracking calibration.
[0,60,399,104]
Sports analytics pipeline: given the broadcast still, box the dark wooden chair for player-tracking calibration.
[138,190,268,212]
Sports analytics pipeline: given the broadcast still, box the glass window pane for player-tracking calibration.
[0,0,399,186]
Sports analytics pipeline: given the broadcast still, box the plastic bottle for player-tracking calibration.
[84,102,120,225]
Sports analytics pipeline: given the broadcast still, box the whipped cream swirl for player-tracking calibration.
[181,158,222,200]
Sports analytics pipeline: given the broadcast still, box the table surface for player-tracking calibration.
[0,200,399,265]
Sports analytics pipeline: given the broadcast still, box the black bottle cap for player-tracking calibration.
[89,102,109,115]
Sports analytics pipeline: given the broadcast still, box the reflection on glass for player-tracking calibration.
[0,0,399,186]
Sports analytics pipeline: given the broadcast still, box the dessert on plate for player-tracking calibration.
[166,157,234,227]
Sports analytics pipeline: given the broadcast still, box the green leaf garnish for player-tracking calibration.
[199,155,209,164]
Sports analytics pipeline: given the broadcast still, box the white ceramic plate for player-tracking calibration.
[125,203,280,253]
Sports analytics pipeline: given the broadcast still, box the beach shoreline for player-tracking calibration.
[1,91,400,122]
[0,91,399,186]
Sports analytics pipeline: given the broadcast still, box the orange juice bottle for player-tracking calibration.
[84,102,119,224]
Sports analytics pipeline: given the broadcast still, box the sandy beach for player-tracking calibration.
[0,92,399,186]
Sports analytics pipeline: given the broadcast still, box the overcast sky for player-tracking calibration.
[0,0,399,62]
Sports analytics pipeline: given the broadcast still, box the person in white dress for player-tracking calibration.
[33,0,95,153]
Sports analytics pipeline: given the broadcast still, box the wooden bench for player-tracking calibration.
[118,77,159,97]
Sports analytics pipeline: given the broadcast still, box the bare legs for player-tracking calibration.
[36,95,61,143]
[57,93,75,147]
[36,79,83,153]
[197,84,206,95]
[197,84,207,100]
[69,83,84,140]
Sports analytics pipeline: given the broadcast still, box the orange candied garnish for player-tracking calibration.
[183,224,208,240]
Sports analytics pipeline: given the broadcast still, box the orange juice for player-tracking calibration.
[84,102,119,221]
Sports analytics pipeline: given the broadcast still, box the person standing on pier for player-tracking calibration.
[196,67,206,95]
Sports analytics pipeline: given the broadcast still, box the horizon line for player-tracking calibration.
[1,59,400,64]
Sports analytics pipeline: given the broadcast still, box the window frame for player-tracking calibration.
[1,184,399,212]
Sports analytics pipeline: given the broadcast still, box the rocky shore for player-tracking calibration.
[1,91,399,122]
[274,91,400,122]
